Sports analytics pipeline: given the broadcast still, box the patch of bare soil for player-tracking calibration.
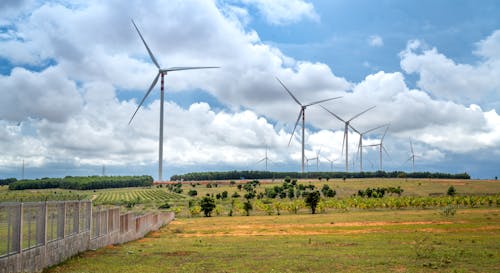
[172,220,491,237]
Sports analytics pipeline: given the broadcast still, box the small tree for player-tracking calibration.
[447,186,456,196]
[188,189,198,197]
[243,200,253,216]
[304,190,321,214]
[200,196,216,217]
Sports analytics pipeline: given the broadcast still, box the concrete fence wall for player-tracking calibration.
[0,201,175,273]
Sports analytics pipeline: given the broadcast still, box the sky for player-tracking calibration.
[0,0,499,180]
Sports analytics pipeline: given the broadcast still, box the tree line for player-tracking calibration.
[170,170,470,181]
[8,175,153,190]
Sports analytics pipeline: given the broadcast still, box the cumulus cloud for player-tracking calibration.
[0,0,499,178]
[368,35,384,47]
[400,32,500,105]
[238,0,319,25]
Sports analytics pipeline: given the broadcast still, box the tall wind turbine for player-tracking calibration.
[128,20,219,181]
[321,105,376,172]
[257,146,270,171]
[350,124,389,172]
[364,125,390,170]
[276,77,341,173]
[405,137,416,172]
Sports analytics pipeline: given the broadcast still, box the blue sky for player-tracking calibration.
[0,0,499,180]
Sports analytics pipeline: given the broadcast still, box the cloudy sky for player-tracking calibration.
[1,0,499,180]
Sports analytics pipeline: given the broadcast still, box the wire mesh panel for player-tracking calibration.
[21,202,45,250]
[79,201,91,232]
[0,203,21,257]
[46,202,65,242]
[64,202,79,236]
[91,206,101,238]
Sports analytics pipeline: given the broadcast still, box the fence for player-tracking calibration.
[0,201,174,273]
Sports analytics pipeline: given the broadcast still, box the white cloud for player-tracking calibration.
[368,35,383,47]
[400,32,500,105]
[239,0,319,25]
[0,1,499,178]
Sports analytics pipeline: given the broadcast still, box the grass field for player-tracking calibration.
[45,207,500,273]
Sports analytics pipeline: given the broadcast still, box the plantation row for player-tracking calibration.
[170,170,471,181]
[183,194,500,217]
[93,189,185,204]
[8,175,153,190]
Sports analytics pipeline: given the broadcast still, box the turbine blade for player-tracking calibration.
[348,105,376,122]
[129,72,160,124]
[131,19,160,69]
[164,66,219,72]
[348,124,361,134]
[257,158,265,164]
[381,124,390,142]
[320,105,346,123]
[276,77,302,106]
[362,123,389,135]
[288,109,303,146]
[304,96,342,107]
[410,137,414,154]
[382,145,391,160]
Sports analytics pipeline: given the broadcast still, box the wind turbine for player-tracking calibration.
[325,156,339,172]
[350,124,389,172]
[276,77,341,173]
[257,146,270,171]
[321,105,376,172]
[364,125,391,171]
[128,20,219,181]
[405,137,416,172]
[307,148,321,171]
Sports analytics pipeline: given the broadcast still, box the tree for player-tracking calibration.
[243,200,253,216]
[200,196,216,217]
[447,186,456,196]
[304,190,321,214]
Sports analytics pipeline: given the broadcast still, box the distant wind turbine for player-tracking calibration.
[128,19,219,181]
[257,146,270,171]
[325,156,339,172]
[364,125,391,171]
[321,105,376,172]
[276,77,341,173]
[350,124,389,172]
[405,137,416,172]
[307,148,321,171]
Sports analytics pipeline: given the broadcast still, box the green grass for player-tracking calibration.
[44,208,500,273]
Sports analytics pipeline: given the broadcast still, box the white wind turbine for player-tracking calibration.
[405,137,416,172]
[350,124,389,172]
[128,20,219,181]
[307,148,321,171]
[276,77,341,173]
[364,125,391,171]
[325,156,339,172]
[257,145,270,171]
[321,105,376,172]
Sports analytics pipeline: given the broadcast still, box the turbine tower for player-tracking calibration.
[364,125,390,170]
[350,124,389,172]
[276,77,341,173]
[321,105,376,172]
[128,20,218,181]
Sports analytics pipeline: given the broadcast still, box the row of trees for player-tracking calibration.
[0,178,17,185]
[170,170,470,181]
[8,175,153,190]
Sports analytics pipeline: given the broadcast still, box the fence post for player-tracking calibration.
[18,203,23,254]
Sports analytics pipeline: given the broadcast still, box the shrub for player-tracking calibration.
[447,186,456,196]
[304,191,321,214]
[200,196,216,217]
[188,189,198,197]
